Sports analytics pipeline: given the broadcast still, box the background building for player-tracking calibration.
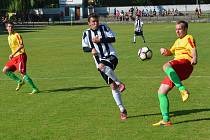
[59,0,89,21]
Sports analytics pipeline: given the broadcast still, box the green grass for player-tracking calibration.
[0,22,210,140]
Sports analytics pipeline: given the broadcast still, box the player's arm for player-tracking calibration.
[82,31,92,52]
[97,25,116,43]
[82,32,98,56]
[10,44,24,59]
[83,47,92,52]
[160,41,176,56]
[191,47,197,65]
[188,37,197,65]
[160,48,172,56]
[134,20,136,31]
[92,35,115,44]
[100,36,115,43]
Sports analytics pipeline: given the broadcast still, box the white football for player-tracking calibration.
[138,46,152,61]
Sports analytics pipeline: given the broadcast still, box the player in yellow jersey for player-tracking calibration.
[2,22,39,94]
[153,20,198,126]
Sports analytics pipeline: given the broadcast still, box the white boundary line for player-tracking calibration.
[1,75,210,81]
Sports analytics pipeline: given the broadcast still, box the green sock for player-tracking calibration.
[165,66,185,91]
[6,70,21,83]
[158,93,170,122]
[23,74,38,90]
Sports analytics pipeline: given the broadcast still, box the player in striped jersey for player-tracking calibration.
[82,13,127,120]
[153,20,198,126]
[133,16,146,43]
[2,22,39,94]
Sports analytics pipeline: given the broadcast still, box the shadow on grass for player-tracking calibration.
[41,85,108,93]
[171,108,210,117]
[0,25,46,35]
[145,41,172,44]
[174,117,210,125]
[128,108,210,119]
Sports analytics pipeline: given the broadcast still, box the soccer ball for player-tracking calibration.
[137,46,152,61]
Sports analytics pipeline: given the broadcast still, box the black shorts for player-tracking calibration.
[98,55,118,84]
[135,31,143,36]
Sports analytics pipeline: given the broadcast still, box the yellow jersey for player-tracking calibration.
[170,34,196,61]
[8,32,25,57]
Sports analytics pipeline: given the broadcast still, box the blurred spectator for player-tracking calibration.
[153,9,157,16]
[114,8,116,17]
[125,12,129,21]
[120,10,124,21]
[195,7,200,18]
[141,9,145,17]
[149,9,153,17]
[60,11,64,21]
[146,9,149,17]
[130,7,134,17]
[136,9,141,17]
[174,8,179,16]
[199,8,202,16]
[116,10,120,20]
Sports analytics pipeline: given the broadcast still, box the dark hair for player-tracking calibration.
[176,20,188,29]
[88,13,99,22]
[5,21,14,27]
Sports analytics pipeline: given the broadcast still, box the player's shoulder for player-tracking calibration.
[186,34,194,38]
[10,32,20,38]
[100,23,108,27]
[14,32,21,37]
[100,24,111,31]
[185,34,195,42]
[82,28,90,36]
[83,28,90,32]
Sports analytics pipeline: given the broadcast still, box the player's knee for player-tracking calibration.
[98,63,105,71]
[162,63,170,71]
[158,84,170,94]
[2,67,8,74]
[110,82,117,90]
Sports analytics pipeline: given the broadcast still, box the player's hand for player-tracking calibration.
[92,35,101,43]
[160,48,167,55]
[160,48,172,56]
[91,48,97,56]
[9,54,14,60]
[191,57,197,65]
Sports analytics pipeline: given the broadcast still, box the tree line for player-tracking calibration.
[0,0,58,12]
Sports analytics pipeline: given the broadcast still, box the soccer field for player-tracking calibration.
[0,22,210,140]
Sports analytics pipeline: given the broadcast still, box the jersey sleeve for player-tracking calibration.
[134,20,137,31]
[102,24,115,38]
[187,35,196,48]
[82,31,89,48]
[15,33,23,45]
[140,21,143,26]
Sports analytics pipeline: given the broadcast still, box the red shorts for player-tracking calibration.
[161,59,193,88]
[5,53,27,74]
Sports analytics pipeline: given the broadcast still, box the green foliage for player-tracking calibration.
[0,23,210,139]
[0,0,59,14]
[6,0,33,13]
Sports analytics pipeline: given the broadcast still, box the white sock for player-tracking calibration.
[102,66,121,85]
[112,89,125,112]
[134,35,136,42]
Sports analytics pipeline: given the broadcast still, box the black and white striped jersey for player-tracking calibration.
[134,19,143,32]
[82,24,117,60]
